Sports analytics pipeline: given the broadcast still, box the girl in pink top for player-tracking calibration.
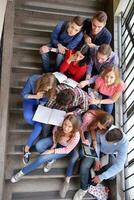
[11,115,80,183]
[89,66,125,113]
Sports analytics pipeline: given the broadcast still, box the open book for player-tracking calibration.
[33,105,66,126]
[82,144,98,158]
[53,72,78,88]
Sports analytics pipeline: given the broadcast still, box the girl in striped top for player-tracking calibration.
[11,115,81,183]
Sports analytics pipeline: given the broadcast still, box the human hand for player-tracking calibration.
[35,92,45,99]
[78,80,89,88]
[92,140,97,150]
[82,139,90,146]
[65,112,74,117]
[41,149,54,155]
[40,45,50,54]
[85,34,92,45]
[57,43,67,54]
[92,175,101,184]
[88,43,96,48]
[94,160,102,171]
[89,98,100,105]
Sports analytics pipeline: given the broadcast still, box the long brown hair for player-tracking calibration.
[35,73,57,100]
[55,115,81,144]
[87,110,114,132]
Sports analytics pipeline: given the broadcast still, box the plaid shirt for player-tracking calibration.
[46,84,89,115]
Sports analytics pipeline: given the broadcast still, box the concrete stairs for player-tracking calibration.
[3,0,105,199]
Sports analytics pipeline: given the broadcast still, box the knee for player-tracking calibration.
[36,141,44,153]
[23,112,33,125]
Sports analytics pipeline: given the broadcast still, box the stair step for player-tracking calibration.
[12,65,42,73]
[15,0,102,9]
[12,190,95,200]
[15,3,98,17]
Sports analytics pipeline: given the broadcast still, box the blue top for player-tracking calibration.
[21,74,48,104]
[83,19,112,45]
[50,21,83,49]
[96,125,128,181]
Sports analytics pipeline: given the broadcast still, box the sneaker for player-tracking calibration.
[59,180,70,198]
[11,171,24,183]
[73,189,87,200]
[23,151,31,165]
[43,160,55,173]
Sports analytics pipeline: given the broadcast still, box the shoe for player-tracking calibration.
[43,160,55,173]
[73,189,87,200]
[23,151,31,165]
[59,180,70,198]
[11,171,24,183]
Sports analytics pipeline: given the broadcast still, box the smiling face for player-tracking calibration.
[63,119,73,134]
[105,71,116,86]
[91,18,105,35]
[67,22,82,36]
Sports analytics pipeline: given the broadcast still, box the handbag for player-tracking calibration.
[88,184,109,200]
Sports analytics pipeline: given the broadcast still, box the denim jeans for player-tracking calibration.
[41,45,65,72]
[22,137,66,175]
[80,157,94,190]
[36,137,81,177]
[23,99,43,148]
[66,145,80,177]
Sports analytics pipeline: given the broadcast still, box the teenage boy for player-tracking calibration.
[78,44,119,88]
[83,11,112,48]
[40,16,84,72]
[73,126,128,200]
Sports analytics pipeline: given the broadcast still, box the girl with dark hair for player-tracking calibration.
[11,115,81,183]
[21,73,57,165]
[59,45,91,82]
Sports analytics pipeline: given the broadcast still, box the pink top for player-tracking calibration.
[95,76,125,97]
[81,110,97,132]
[52,127,80,154]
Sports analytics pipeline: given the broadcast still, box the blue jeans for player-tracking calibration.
[23,99,43,148]
[80,157,94,190]
[22,137,66,174]
[66,145,80,177]
[41,45,65,72]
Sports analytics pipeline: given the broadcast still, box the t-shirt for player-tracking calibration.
[95,76,125,96]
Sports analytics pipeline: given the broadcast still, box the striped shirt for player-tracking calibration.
[46,84,89,115]
[53,127,80,154]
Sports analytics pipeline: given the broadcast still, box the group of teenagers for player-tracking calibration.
[11,11,128,200]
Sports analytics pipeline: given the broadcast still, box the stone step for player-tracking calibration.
[15,2,98,17]
[13,34,49,50]
[11,190,95,200]
[15,0,102,10]
[4,178,79,199]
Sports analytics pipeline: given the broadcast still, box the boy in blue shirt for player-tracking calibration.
[40,16,84,72]
[73,125,128,200]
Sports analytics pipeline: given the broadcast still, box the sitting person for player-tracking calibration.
[11,115,81,183]
[80,11,112,49]
[73,126,128,200]
[21,73,57,165]
[88,66,125,114]
[59,44,91,82]
[22,83,90,164]
[59,110,113,198]
[78,44,119,88]
[40,16,84,72]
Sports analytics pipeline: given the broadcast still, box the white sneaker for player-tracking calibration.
[43,160,55,173]
[59,180,70,198]
[11,171,24,183]
[73,189,87,200]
